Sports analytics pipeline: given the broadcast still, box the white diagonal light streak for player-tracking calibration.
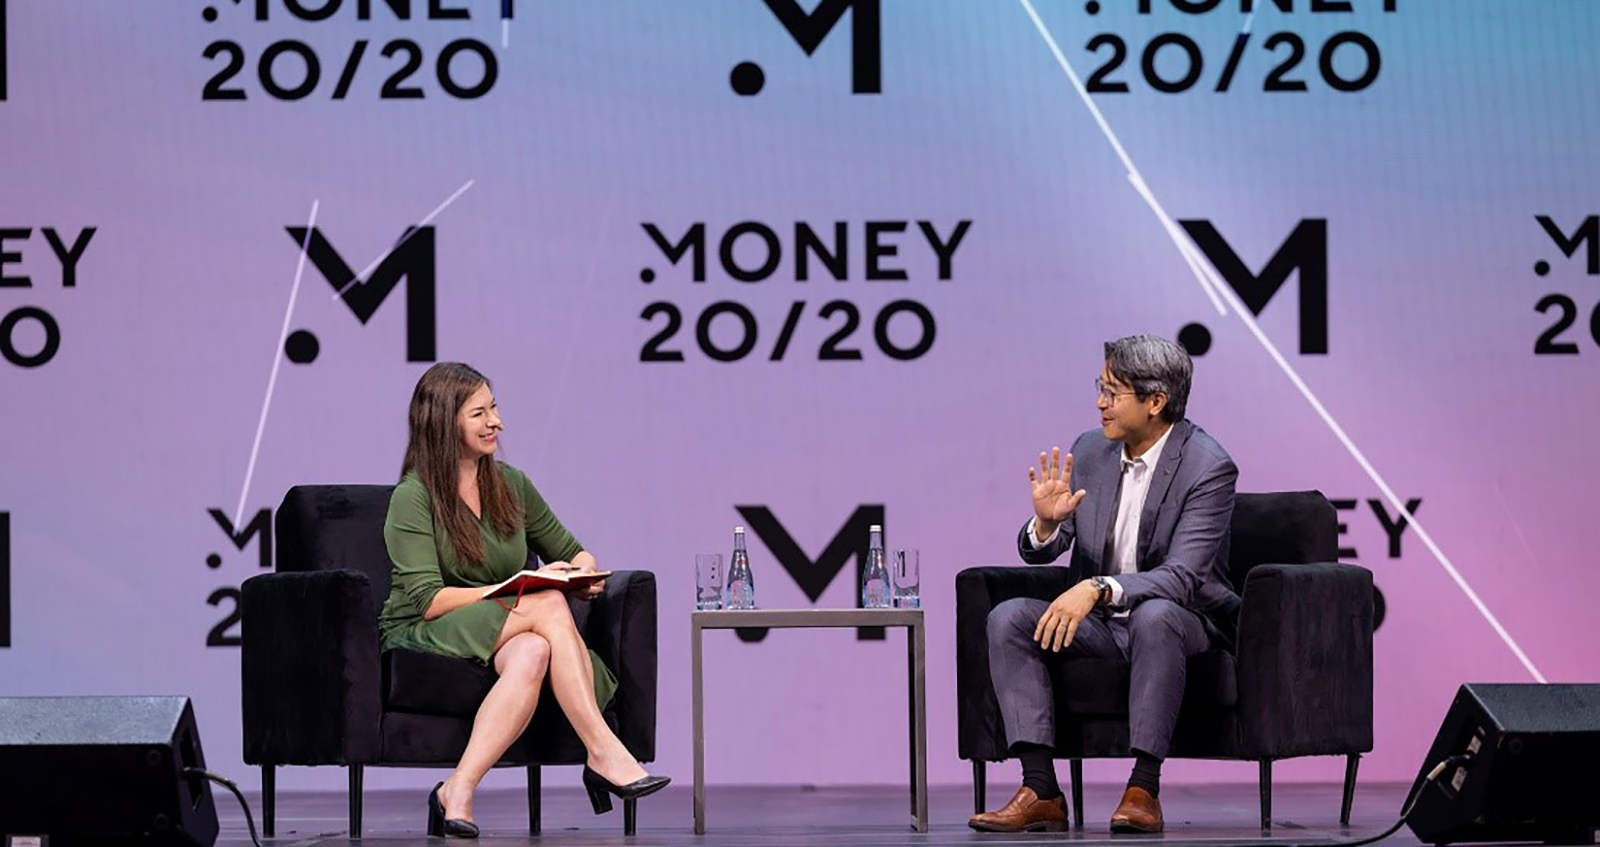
[332,179,475,300]
[238,182,474,529]
[1018,1,1228,317]
[1018,0,1546,683]
[236,200,320,528]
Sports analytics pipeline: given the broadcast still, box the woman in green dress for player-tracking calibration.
[379,362,668,838]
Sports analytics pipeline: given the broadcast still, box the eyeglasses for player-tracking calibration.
[1095,377,1139,405]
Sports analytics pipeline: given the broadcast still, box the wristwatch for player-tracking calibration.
[1089,576,1112,606]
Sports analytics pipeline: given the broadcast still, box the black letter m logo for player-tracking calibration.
[286,226,438,362]
[737,504,888,641]
[763,0,881,94]
[1181,219,1328,354]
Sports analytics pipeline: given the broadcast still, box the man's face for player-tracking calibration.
[1096,363,1159,444]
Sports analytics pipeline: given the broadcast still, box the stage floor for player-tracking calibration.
[217,781,1432,846]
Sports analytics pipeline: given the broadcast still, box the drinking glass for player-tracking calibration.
[696,553,724,611]
[892,548,920,608]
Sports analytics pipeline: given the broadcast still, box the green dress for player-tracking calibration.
[378,462,616,709]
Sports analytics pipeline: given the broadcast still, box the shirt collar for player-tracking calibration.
[1121,422,1175,472]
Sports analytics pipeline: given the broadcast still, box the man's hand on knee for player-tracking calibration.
[1033,581,1100,652]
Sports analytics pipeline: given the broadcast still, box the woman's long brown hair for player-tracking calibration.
[401,362,522,566]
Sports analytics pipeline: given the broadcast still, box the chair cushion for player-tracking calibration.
[1051,649,1237,716]
[384,648,498,716]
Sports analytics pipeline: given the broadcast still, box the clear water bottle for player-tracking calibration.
[861,524,891,608]
[726,526,757,610]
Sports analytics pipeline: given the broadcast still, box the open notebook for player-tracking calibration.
[480,569,611,599]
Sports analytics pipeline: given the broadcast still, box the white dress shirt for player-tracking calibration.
[1026,424,1175,614]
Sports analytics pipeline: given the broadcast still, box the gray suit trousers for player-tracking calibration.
[987,596,1209,760]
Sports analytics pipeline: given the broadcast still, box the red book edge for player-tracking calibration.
[480,570,612,599]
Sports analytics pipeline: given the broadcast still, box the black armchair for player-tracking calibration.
[241,485,659,837]
[956,491,1372,830]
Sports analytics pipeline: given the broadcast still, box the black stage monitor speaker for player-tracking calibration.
[0,696,218,846]
[1407,683,1600,845]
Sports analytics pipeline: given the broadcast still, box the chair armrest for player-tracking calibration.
[580,570,657,763]
[1234,562,1374,758]
[240,570,381,765]
[955,566,1075,761]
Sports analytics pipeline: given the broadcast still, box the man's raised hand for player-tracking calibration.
[1029,446,1087,542]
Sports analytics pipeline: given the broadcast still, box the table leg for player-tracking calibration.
[907,618,928,832]
[907,622,914,821]
[693,618,707,835]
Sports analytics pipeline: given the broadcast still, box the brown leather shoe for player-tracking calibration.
[1109,786,1163,833]
[968,785,1068,832]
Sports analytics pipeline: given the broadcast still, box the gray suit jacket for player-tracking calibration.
[1016,419,1242,646]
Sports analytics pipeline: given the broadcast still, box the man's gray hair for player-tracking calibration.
[1104,334,1192,423]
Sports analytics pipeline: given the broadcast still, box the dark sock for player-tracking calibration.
[1012,742,1061,800]
[1128,749,1162,798]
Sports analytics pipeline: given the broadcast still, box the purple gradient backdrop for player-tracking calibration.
[2,1,1598,794]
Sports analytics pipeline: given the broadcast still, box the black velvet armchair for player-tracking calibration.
[956,491,1373,830]
[240,485,659,837]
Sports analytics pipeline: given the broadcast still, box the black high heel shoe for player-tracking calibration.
[582,766,672,815]
[427,782,481,838]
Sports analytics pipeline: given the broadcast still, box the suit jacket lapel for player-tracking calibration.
[1086,438,1121,576]
[1136,420,1190,569]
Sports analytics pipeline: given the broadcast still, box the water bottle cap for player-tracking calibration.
[734,526,745,534]
[870,524,882,532]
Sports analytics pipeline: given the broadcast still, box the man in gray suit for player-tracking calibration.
[968,335,1238,834]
